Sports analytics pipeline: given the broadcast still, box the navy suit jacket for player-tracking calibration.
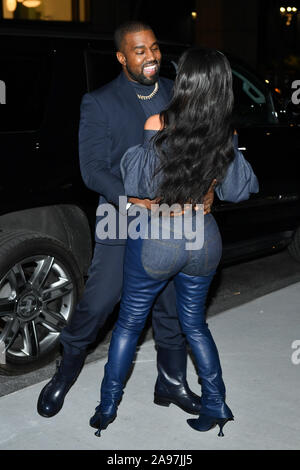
[78,72,173,244]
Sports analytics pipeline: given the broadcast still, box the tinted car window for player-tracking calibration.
[85,51,122,92]
[232,67,276,127]
[0,52,50,132]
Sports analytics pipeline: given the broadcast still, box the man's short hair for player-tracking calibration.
[114,20,153,52]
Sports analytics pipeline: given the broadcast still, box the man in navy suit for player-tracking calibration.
[37,21,213,419]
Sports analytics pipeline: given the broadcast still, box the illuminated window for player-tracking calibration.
[2,0,90,22]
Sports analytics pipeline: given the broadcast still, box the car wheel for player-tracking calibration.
[0,230,83,374]
[288,226,300,263]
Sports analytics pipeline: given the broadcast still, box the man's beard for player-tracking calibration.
[126,62,160,85]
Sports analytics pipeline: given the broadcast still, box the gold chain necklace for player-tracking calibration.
[137,82,159,100]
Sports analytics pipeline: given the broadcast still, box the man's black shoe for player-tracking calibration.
[154,347,202,415]
[37,371,75,418]
[37,352,86,418]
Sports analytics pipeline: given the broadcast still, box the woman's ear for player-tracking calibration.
[116,51,126,66]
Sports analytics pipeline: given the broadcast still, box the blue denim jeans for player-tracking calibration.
[138,212,222,280]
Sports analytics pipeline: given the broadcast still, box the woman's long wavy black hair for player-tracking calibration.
[154,47,235,206]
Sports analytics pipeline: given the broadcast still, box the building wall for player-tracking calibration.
[195,0,259,67]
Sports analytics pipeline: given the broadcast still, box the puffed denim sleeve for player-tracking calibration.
[215,134,259,202]
[120,130,162,199]
[121,131,259,203]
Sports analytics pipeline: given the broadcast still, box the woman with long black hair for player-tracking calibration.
[89,47,259,438]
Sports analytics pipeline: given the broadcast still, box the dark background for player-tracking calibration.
[93,0,300,96]
[1,0,300,95]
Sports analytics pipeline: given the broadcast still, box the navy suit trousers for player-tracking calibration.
[60,242,186,355]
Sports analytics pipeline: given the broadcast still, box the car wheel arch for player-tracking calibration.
[0,205,93,276]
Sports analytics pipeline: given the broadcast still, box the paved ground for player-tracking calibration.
[0,282,299,451]
[1,249,300,397]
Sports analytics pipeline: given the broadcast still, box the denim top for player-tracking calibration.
[120,130,259,203]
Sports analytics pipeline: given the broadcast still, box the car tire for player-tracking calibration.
[288,226,300,263]
[0,230,84,374]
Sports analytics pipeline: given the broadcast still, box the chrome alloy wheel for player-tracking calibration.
[0,255,75,362]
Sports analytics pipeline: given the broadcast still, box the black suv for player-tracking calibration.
[0,25,299,372]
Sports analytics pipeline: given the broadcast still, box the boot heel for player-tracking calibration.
[94,418,114,437]
[90,408,117,437]
[217,417,233,437]
[154,395,171,407]
[187,415,234,436]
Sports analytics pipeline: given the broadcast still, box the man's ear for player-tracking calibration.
[116,51,126,66]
